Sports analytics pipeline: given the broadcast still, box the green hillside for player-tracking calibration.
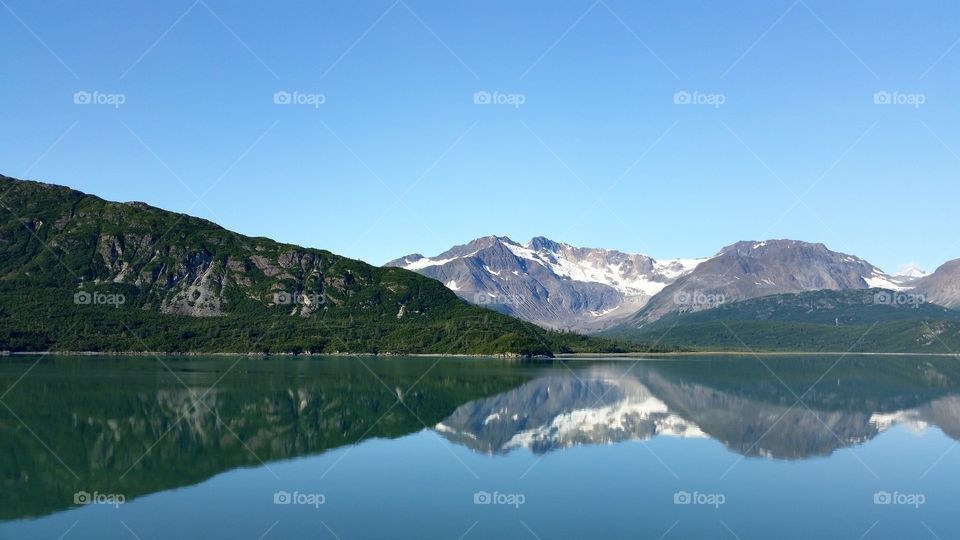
[0,175,647,356]
[603,289,960,353]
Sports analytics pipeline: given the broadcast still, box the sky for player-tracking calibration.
[1,0,957,273]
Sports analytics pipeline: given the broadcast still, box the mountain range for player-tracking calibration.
[8,355,960,519]
[391,236,960,352]
[387,236,706,331]
[3,173,957,355]
[390,237,953,323]
[436,361,960,459]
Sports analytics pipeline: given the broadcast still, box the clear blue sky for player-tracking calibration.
[1,0,957,273]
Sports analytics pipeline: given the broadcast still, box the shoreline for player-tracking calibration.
[0,350,528,359]
[2,350,959,359]
[559,351,960,358]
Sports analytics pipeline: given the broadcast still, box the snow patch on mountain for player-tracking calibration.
[869,410,929,433]
[864,270,907,291]
[401,236,709,298]
[484,265,501,277]
[501,396,706,451]
[654,258,707,280]
[896,263,929,279]
[388,236,712,331]
[405,253,474,270]
[535,248,709,297]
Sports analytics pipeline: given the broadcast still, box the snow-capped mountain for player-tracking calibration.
[386,236,708,331]
[628,239,904,324]
[888,262,930,288]
[896,263,929,280]
[389,236,952,332]
[434,365,960,459]
[434,371,705,455]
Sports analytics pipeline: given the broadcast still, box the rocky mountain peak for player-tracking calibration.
[911,259,960,309]
[528,236,563,252]
[387,235,707,331]
[627,239,900,324]
[896,263,929,279]
[720,239,833,257]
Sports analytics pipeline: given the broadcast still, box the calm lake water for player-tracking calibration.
[2,354,959,539]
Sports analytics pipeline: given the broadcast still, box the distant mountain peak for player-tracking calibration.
[527,235,563,252]
[389,236,955,334]
[625,239,902,324]
[386,235,708,331]
[721,239,832,255]
[910,258,960,309]
[896,262,928,279]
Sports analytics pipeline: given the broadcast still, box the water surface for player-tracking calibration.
[2,354,959,539]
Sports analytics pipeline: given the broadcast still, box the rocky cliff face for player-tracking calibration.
[911,259,960,309]
[9,201,348,318]
[630,239,900,324]
[387,236,706,331]
[0,174,573,355]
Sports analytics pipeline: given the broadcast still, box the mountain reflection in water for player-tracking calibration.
[2,354,960,522]
[435,361,960,459]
